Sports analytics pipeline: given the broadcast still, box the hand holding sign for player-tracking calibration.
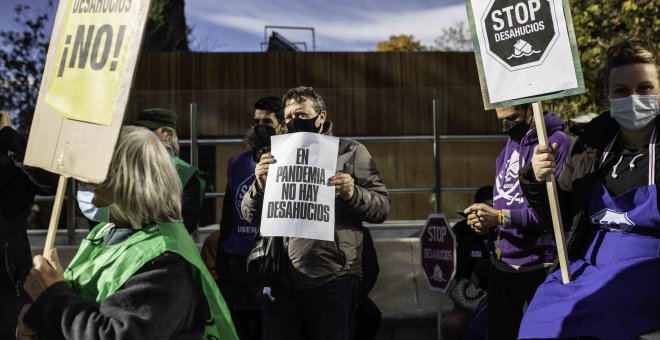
[256,152,277,190]
[330,172,354,201]
[532,143,559,182]
[23,248,65,302]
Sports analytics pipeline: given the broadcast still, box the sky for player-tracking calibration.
[0,0,469,52]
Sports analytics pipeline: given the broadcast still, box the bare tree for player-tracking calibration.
[431,21,473,52]
[188,26,226,52]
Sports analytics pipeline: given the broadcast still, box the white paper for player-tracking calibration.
[260,132,340,241]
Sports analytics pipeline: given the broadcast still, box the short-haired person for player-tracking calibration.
[17,126,238,339]
[241,86,390,340]
[464,104,572,340]
[518,36,660,339]
[136,108,206,234]
[215,96,286,340]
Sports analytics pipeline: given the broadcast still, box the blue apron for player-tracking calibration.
[519,129,660,340]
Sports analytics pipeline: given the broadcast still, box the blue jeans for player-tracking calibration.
[262,276,359,340]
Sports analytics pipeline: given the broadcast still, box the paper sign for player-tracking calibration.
[24,0,151,183]
[260,132,340,241]
[465,0,585,108]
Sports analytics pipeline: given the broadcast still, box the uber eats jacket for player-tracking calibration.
[241,121,390,289]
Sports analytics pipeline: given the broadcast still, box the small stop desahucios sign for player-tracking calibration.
[420,214,456,292]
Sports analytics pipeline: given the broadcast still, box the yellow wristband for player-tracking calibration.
[497,210,504,225]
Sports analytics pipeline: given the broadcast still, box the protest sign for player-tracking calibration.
[421,214,456,292]
[25,0,151,183]
[260,132,339,241]
[465,0,578,282]
[24,0,152,254]
[465,0,584,109]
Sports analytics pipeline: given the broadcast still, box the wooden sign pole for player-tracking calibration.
[43,175,68,255]
[531,102,571,283]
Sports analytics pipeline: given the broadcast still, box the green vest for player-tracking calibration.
[64,222,238,340]
[174,156,207,205]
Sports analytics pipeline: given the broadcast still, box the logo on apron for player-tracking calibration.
[590,208,635,227]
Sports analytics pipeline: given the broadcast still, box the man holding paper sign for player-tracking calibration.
[241,86,390,340]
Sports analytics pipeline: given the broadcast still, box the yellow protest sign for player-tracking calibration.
[45,0,140,125]
[25,0,151,183]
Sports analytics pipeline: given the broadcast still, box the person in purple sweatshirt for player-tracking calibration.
[463,104,572,340]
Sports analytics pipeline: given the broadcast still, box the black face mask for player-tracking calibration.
[286,115,320,133]
[252,125,277,161]
[502,119,529,140]
[254,125,276,148]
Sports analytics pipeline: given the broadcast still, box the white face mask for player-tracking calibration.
[609,94,660,131]
[77,188,110,223]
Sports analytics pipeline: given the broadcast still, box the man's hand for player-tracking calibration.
[532,143,559,182]
[0,111,11,130]
[464,203,499,234]
[17,304,38,340]
[23,248,64,302]
[330,172,355,201]
[255,152,277,190]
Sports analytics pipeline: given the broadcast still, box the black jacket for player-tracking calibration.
[0,126,56,295]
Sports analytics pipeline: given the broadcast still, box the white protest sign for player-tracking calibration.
[24,0,151,183]
[465,0,584,108]
[260,132,339,241]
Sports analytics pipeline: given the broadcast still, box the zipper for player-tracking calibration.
[3,242,21,297]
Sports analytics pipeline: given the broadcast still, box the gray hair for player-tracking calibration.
[160,126,180,156]
[102,126,182,228]
[282,86,327,114]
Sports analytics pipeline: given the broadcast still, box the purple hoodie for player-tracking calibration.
[492,112,572,266]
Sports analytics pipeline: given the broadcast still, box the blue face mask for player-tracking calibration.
[77,188,110,223]
[609,94,660,131]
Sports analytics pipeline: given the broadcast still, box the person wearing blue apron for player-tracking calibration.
[517,35,660,339]
[520,129,660,339]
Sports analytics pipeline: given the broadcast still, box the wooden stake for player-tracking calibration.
[531,102,571,283]
[43,175,68,255]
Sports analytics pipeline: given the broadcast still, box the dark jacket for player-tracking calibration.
[175,157,204,234]
[216,151,261,311]
[0,127,55,294]
[219,151,259,257]
[25,252,206,340]
[241,121,390,289]
[519,112,650,263]
[452,219,489,283]
[493,112,573,266]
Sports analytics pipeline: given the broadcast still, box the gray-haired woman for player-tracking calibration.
[18,126,238,340]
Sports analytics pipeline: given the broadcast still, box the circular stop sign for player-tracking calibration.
[481,0,559,71]
[420,214,456,292]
